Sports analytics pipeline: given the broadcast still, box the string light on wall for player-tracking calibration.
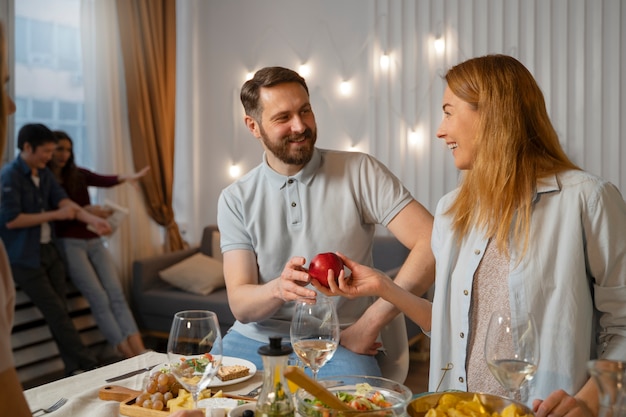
[380,53,390,70]
[408,126,426,151]
[339,80,352,96]
[229,164,241,178]
[245,71,254,81]
[298,63,311,77]
[433,36,445,54]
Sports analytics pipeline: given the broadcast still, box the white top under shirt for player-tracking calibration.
[31,175,51,244]
[218,148,414,342]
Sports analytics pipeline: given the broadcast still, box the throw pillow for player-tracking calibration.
[158,253,225,295]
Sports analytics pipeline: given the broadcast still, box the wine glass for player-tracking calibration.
[167,310,223,409]
[290,297,340,380]
[484,310,540,400]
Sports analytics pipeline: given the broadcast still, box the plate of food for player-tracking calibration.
[209,356,257,387]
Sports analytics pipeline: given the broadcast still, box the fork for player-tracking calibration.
[244,383,263,397]
[31,397,68,415]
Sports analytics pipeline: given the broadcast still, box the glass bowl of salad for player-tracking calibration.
[295,375,412,417]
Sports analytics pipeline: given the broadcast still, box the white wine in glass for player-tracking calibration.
[290,298,340,380]
[485,310,540,400]
[167,310,223,409]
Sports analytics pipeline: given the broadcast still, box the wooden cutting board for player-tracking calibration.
[99,385,255,417]
[99,385,169,417]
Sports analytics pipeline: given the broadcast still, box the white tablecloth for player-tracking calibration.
[24,351,262,416]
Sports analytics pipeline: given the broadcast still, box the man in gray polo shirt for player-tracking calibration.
[217,66,435,377]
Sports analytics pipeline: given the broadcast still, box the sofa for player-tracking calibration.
[131,225,421,340]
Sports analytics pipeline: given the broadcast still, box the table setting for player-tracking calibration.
[24,348,262,416]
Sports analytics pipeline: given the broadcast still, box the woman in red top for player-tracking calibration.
[49,131,148,358]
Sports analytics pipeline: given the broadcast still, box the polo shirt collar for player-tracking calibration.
[262,148,321,189]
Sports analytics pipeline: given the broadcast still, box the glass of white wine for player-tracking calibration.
[290,297,340,380]
[485,310,540,400]
[167,310,223,409]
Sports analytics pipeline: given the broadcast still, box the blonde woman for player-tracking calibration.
[327,55,626,417]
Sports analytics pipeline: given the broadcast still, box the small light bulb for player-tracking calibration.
[229,164,241,178]
[298,64,311,77]
[245,72,254,81]
[380,54,390,70]
[434,37,445,54]
[339,81,352,96]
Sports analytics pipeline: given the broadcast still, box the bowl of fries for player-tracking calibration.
[407,392,534,417]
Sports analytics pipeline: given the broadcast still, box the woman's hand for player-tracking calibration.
[120,165,150,183]
[319,252,392,299]
[533,390,594,417]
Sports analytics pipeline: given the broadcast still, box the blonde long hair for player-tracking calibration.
[444,55,579,258]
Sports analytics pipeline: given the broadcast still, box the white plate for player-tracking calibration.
[209,356,257,387]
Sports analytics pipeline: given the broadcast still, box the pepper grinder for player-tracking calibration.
[255,336,295,417]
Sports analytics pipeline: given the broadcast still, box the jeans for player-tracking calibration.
[11,243,98,374]
[57,237,139,346]
[222,329,382,378]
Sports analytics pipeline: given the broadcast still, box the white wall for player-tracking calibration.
[174,0,626,245]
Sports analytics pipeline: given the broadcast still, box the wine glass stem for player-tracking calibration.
[192,392,199,410]
[311,369,319,381]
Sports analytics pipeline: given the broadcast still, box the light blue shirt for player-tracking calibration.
[428,170,626,404]
[218,148,413,342]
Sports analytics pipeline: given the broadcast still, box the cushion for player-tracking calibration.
[211,230,223,262]
[158,253,225,295]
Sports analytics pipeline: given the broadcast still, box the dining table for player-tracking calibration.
[24,351,262,417]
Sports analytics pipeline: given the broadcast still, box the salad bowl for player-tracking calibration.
[295,375,412,417]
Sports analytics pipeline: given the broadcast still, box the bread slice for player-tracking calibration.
[217,364,250,381]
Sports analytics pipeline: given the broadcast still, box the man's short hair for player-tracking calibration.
[17,123,56,151]
[240,66,309,121]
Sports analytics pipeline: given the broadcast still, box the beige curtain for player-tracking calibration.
[115,0,185,251]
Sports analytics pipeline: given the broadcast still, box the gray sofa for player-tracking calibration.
[131,225,421,339]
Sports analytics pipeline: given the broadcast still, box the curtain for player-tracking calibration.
[80,0,161,292]
[115,0,185,252]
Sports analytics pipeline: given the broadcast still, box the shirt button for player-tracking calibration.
[460,332,464,338]
[291,202,296,207]
[458,377,464,383]
[474,249,481,255]
[288,179,294,184]
[463,290,469,296]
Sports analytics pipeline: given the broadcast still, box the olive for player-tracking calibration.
[242,410,254,417]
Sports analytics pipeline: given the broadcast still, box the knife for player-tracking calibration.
[105,364,160,383]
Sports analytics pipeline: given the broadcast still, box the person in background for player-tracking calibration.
[217,66,435,375]
[325,55,626,417]
[0,20,31,417]
[0,123,112,377]
[48,130,149,358]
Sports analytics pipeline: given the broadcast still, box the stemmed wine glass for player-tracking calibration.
[167,310,223,409]
[290,297,340,380]
[485,310,540,400]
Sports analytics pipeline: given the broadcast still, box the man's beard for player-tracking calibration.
[259,125,317,166]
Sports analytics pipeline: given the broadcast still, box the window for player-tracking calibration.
[12,0,90,167]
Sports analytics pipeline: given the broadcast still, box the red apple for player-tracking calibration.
[308,252,344,288]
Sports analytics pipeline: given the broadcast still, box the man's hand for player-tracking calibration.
[274,256,317,301]
[533,390,593,417]
[55,204,79,220]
